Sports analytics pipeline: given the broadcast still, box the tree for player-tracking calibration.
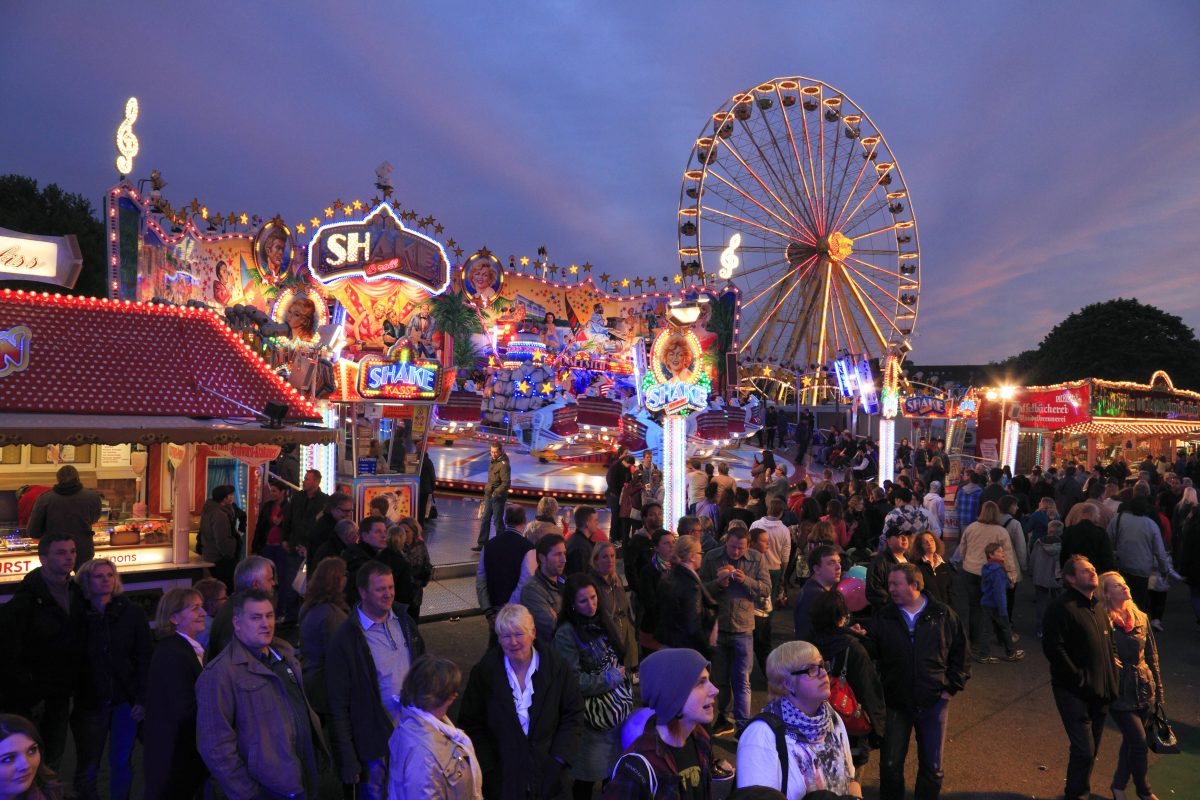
[0,175,107,298]
[428,290,484,370]
[998,298,1200,390]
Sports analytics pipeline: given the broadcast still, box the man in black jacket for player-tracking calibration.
[304,491,353,570]
[341,515,413,609]
[475,506,535,630]
[326,560,423,797]
[1042,555,1118,800]
[284,469,329,557]
[0,532,85,769]
[866,528,910,613]
[869,563,969,800]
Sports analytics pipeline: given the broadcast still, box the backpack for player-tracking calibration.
[610,752,658,797]
[751,712,792,797]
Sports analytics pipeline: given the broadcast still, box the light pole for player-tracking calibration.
[985,384,1017,469]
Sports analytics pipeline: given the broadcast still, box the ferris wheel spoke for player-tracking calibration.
[700,201,801,243]
[837,269,891,352]
[823,111,847,231]
[715,137,814,238]
[740,272,808,354]
[751,105,822,234]
[743,254,818,307]
[699,243,782,254]
[844,255,902,280]
[852,223,903,242]
[841,196,894,236]
[734,257,799,289]
[774,85,822,230]
[797,92,824,235]
[834,272,873,357]
[830,140,879,232]
[841,259,905,306]
[705,166,815,242]
[701,179,804,246]
[850,248,899,256]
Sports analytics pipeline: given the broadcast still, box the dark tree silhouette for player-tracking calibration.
[0,174,107,298]
[998,298,1200,390]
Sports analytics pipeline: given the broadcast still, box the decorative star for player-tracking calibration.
[520,256,530,266]
[582,262,593,272]
[342,206,354,217]
[381,185,393,198]
[599,272,610,284]
[673,274,683,284]
[352,199,363,210]
[239,213,249,225]
[370,197,380,207]
[333,199,344,209]
[648,277,657,287]
[310,217,320,227]
[549,265,558,276]
[541,382,554,395]
[447,239,457,248]
[763,366,772,377]
[634,278,644,288]
[454,246,464,257]
[569,264,579,275]
[517,380,531,394]
[434,223,444,234]
[532,351,544,363]
[296,223,306,234]
[621,278,630,288]
[324,207,335,218]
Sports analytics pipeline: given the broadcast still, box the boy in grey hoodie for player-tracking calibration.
[1029,519,1063,637]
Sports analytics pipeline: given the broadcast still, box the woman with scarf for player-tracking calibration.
[387,655,483,800]
[1098,572,1165,800]
[736,640,861,799]
[909,531,955,607]
[553,574,632,800]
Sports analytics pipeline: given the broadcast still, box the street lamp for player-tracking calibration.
[986,385,1018,469]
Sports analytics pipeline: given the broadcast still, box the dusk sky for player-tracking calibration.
[4,2,1199,364]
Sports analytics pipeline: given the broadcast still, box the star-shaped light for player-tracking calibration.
[621,278,630,288]
[541,382,554,394]
[296,223,306,234]
[520,256,530,266]
[517,380,531,394]
[343,206,354,217]
[673,274,683,284]
[454,247,464,257]
[333,199,344,209]
[634,278,644,288]
[447,238,457,248]
[352,199,363,210]
[582,262,593,272]
[569,264,579,275]
[310,217,320,227]
[532,351,545,363]
[239,213,249,225]
[370,196,380,207]
[434,223,444,234]
[762,366,772,377]
[599,273,610,284]
[324,207,335,218]
[648,277,657,287]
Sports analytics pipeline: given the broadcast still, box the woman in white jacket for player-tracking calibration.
[388,655,483,800]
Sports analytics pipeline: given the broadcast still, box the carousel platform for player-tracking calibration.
[428,439,797,502]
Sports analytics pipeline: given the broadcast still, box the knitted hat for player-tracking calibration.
[639,648,709,721]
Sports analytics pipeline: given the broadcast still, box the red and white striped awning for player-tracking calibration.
[1054,418,1200,437]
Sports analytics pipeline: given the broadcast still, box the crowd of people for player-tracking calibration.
[1,433,1197,800]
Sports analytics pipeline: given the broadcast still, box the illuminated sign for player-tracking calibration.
[718,233,742,280]
[856,359,879,414]
[0,326,32,378]
[308,202,451,294]
[833,357,857,399]
[643,325,710,415]
[902,394,949,417]
[115,96,139,176]
[0,228,83,288]
[357,349,442,400]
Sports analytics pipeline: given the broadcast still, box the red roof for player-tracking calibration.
[0,289,320,421]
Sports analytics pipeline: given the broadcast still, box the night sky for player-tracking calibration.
[4,2,1198,363]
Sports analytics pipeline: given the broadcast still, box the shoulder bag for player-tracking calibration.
[828,648,872,736]
[1148,702,1179,754]
[575,631,634,731]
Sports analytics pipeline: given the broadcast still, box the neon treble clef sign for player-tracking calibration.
[115,97,139,176]
[718,233,741,280]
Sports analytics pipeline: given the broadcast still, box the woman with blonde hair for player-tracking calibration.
[655,536,718,658]
[391,517,433,620]
[72,558,152,800]
[526,495,562,540]
[736,640,861,798]
[589,541,638,674]
[957,501,1019,660]
[1097,571,1165,800]
[143,587,208,798]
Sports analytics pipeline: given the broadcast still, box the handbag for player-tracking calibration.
[577,633,634,731]
[828,649,872,736]
[1147,703,1179,754]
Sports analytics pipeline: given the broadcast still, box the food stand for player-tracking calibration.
[975,371,1200,473]
[0,289,333,593]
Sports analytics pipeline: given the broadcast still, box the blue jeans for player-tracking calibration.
[352,758,387,800]
[72,702,138,800]
[711,631,752,725]
[879,697,949,800]
[477,497,505,545]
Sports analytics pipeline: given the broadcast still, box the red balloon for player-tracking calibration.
[838,576,868,613]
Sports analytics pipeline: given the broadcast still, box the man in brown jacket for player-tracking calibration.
[196,589,326,800]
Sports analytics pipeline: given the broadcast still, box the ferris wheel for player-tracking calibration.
[678,76,920,397]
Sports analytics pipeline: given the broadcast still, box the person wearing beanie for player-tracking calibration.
[603,649,724,798]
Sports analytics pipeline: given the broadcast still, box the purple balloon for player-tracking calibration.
[838,576,868,613]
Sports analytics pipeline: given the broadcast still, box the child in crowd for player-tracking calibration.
[978,543,1025,664]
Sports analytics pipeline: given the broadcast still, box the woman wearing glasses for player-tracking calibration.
[735,640,862,798]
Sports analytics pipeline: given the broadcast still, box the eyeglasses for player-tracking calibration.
[790,662,828,679]
[337,506,354,514]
